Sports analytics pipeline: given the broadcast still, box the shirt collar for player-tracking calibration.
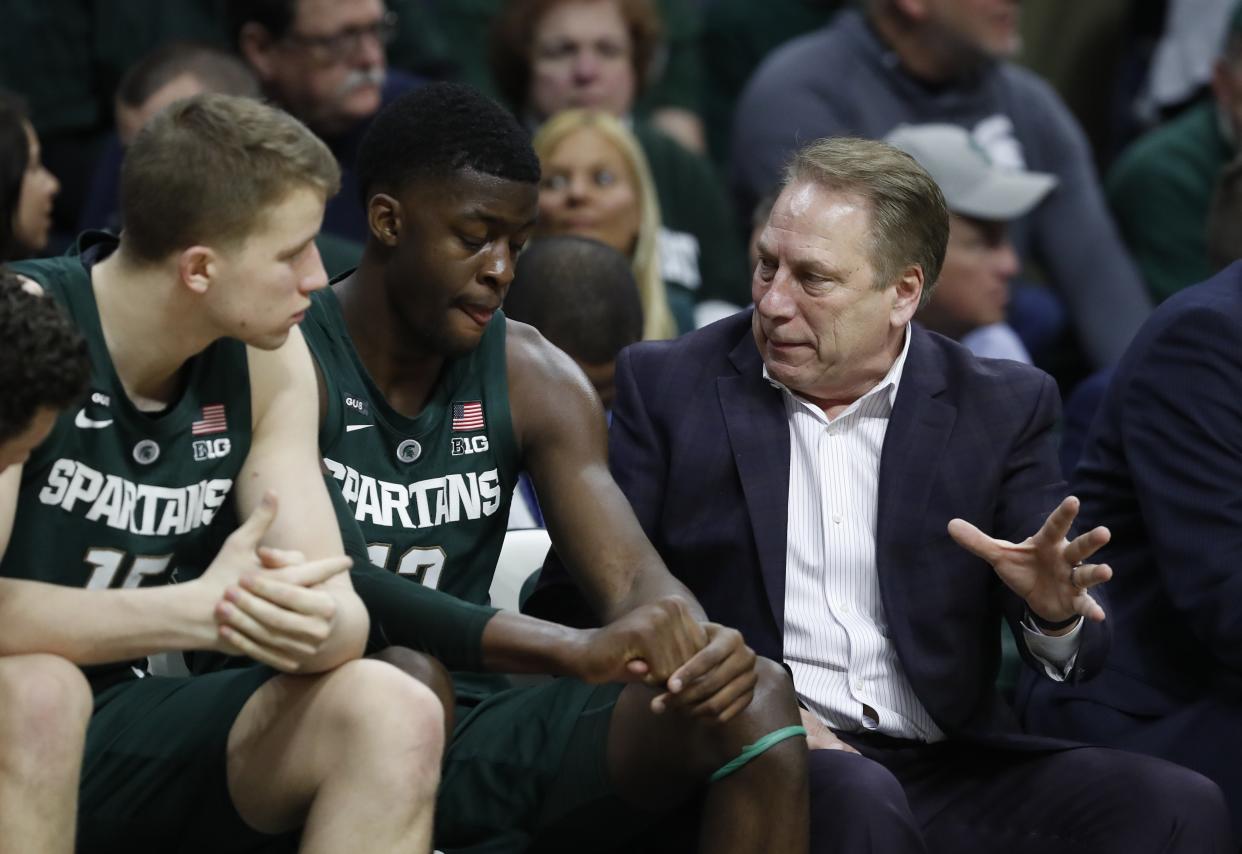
[763,324,912,419]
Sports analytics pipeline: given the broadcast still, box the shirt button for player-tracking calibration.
[851,678,864,693]
[832,513,842,524]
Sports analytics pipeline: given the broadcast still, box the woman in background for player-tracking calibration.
[532,108,681,339]
[0,90,59,262]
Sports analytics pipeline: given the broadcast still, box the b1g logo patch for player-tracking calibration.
[193,437,232,461]
[450,436,489,456]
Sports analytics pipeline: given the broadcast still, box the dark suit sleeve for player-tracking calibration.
[606,346,670,539]
[1117,305,1242,669]
[994,372,1109,681]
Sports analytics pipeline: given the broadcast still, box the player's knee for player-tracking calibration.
[0,654,91,760]
[737,657,800,729]
[325,660,446,778]
[369,646,455,717]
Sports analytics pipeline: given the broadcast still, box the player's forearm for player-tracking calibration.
[479,611,590,676]
[600,565,707,625]
[298,588,369,673]
[351,561,498,670]
[0,577,217,664]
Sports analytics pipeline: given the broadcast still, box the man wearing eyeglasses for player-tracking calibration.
[229,0,425,245]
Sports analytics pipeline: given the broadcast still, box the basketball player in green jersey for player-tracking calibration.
[303,82,809,853]
[0,270,93,853]
[2,95,443,853]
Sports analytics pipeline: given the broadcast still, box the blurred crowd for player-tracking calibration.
[3,0,1239,404]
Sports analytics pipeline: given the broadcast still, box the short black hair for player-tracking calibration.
[0,270,91,443]
[356,82,541,207]
[117,42,259,108]
[0,89,31,262]
[505,236,643,364]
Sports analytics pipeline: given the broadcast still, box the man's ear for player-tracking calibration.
[177,246,216,295]
[891,264,924,327]
[368,193,402,247]
[238,21,278,81]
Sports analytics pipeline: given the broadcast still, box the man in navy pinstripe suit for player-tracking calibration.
[1020,260,1242,842]
[602,136,1230,852]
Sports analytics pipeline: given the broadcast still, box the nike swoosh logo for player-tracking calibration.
[75,409,113,429]
[345,424,373,432]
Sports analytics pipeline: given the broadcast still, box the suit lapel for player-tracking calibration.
[876,329,956,615]
[718,326,791,634]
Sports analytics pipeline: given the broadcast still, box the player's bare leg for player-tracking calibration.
[371,646,457,739]
[0,654,92,854]
[608,657,810,854]
[226,659,444,853]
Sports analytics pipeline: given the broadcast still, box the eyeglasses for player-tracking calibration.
[283,10,398,62]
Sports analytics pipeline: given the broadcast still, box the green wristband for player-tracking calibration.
[708,725,808,783]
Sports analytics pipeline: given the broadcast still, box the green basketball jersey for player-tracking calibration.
[302,287,519,609]
[4,234,250,682]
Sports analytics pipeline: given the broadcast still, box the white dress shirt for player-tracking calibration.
[772,326,1080,742]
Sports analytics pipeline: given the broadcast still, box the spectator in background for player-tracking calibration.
[420,0,707,153]
[1107,3,1242,304]
[503,234,643,528]
[77,42,364,277]
[77,42,259,235]
[701,0,841,165]
[505,235,644,410]
[491,0,750,314]
[533,109,678,338]
[1019,154,1242,842]
[730,0,1151,371]
[229,0,425,242]
[887,123,1057,364]
[0,91,60,262]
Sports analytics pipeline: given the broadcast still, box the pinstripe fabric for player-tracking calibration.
[772,329,945,740]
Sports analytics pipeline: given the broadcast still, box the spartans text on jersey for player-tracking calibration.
[37,458,233,535]
[323,458,502,529]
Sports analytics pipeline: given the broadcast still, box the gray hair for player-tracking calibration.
[783,136,949,306]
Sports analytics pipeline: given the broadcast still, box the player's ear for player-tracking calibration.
[178,246,216,295]
[368,193,401,248]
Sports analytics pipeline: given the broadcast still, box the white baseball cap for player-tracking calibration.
[885,123,1057,220]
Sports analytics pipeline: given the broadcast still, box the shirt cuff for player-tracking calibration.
[1021,615,1084,681]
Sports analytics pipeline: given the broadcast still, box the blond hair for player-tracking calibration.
[532,109,677,340]
[121,93,340,262]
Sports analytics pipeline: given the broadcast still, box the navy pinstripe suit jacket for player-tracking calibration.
[609,310,1107,744]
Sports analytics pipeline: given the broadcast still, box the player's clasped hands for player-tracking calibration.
[575,596,759,724]
[198,492,352,672]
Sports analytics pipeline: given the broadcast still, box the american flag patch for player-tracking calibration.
[451,401,485,432]
[191,403,228,436]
